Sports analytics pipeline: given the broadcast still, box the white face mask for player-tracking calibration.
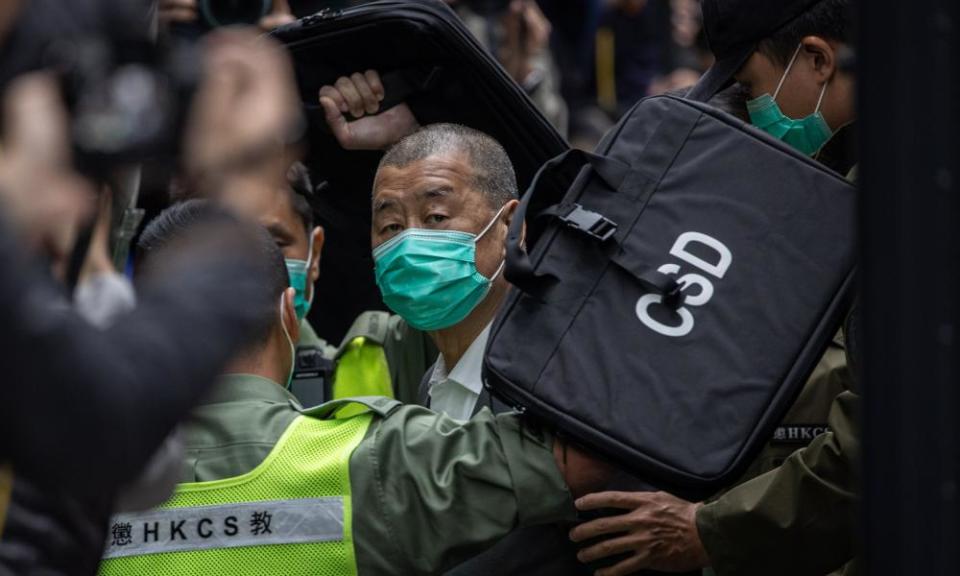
[279,295,296,389]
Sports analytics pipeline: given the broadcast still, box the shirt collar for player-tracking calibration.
[200,374,300,407]
[429,323,492,395]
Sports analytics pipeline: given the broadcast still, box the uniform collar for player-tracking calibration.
[200,374,300,407]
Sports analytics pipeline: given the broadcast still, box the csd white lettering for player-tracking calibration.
[636,232,732,337]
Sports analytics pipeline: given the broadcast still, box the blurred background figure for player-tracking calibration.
[0,0,308,572]
[446,0,570,137]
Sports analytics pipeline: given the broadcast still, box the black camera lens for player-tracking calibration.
[199,0,272,28]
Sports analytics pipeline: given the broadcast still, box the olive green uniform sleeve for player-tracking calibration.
[733,336,850,481]
[349,406,575,576]
[696,387,860,576]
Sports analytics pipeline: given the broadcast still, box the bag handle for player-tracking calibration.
[505,149,629,293]
[507,148,686,309]
[683,68,727,103]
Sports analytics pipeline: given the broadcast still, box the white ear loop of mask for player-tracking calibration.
[305,228,317,307]
[474,204,510,282]
[279,294,296,387]
[773,43,831,115]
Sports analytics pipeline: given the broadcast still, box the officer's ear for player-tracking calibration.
[308,226,324,287]
[281,287,300,343]
[801,35,837,84]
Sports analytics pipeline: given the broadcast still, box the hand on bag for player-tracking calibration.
[0,73,95,269]
[319,70,420,150]
[185,28,301,182]
[569,491,709,575]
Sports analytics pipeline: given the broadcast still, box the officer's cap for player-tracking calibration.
[690,0,825,100]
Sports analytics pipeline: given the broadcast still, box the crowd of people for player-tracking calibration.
[0,1,862,575]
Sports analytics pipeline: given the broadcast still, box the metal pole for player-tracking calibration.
[860,0,959,573]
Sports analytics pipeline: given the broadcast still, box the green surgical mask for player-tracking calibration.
[284,229,315,322]
[746,43,833,156]
[373,205,507,332]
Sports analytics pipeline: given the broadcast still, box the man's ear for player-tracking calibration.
[802,35,837,84]
[500,198,526,249]
[282,287,300,342]
[308,226,324,286]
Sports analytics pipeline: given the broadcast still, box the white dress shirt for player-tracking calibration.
[427,323,492,421]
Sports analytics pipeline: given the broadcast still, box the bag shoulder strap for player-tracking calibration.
[507,147,686,309]
[337,311,392,355]
[506,149,629,291]
[299,396,402,420]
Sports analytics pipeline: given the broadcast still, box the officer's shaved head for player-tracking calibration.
[137,199,289,345]
[378,123,518,208]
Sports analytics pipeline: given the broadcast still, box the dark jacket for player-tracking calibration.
[0,221,271,496]
[0,220,274,574]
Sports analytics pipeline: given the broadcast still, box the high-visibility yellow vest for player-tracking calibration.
[97,399,391,576]
[333,337,394,417]
[333,311,439,408]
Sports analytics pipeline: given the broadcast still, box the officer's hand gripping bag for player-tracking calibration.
[483,94,857,498]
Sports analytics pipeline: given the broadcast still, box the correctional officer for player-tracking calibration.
[211,160,337,402]
[568,1,861,575]
[98,200,608,576]
[213,161,334,352]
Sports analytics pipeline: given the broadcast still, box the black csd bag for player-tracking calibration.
[483,94,857,497]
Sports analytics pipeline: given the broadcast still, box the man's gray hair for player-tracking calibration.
[377,123,518,207]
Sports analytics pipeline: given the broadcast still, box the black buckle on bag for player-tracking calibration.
[560,204,618,241]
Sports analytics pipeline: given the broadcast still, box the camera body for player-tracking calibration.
[58,36,201,176]
[0,0,199,176]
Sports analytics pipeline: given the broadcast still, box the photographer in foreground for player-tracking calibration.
[0,1,305,571]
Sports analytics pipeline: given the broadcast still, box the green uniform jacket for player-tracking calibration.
[732,334,849,480]
[697,334,852,576]
[697,385,860,576]
[180,374,574,576]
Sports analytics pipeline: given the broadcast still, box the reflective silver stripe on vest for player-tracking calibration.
[102,497,344,559]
